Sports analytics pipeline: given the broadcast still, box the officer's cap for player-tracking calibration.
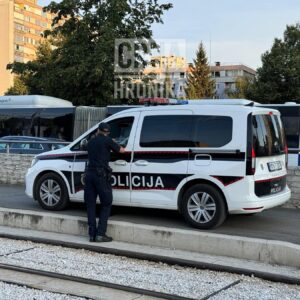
[98,122,110,132]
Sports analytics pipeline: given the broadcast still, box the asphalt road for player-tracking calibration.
[1,184,300,245]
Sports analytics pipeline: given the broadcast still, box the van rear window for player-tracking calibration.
[252,114,285,157]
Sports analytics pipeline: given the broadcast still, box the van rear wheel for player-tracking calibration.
[181,184,227,229]
[36,173,69,211]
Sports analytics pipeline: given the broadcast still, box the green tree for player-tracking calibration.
[5,76,29,95]
[185,42,215,99]
[8,0,172,106]
[250,23,300,103]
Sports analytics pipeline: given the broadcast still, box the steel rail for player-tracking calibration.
[0,263,192,300]
[0,233,299,286]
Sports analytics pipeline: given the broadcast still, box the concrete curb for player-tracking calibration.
[0,207,300,268]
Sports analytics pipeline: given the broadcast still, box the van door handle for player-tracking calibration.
[135,160,149,166]
[194,154,212,166]
[195,154,212,161]
[114,160,127,166]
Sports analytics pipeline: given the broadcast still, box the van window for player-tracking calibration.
[252,114,285,157]
[108,117,134,147]
[140,115,232,148]
[72,117,134,151]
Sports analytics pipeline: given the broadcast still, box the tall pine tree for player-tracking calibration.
[186,42,215,99]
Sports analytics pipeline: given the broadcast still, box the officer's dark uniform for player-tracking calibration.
[84,123,120,242]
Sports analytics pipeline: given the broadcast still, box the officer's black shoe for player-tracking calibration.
[96,235,113,243]
[89,236,96,242]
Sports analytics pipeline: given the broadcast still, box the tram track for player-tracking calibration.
[0,262,225,300]
[0,235,300,300]
[0,232,299,286]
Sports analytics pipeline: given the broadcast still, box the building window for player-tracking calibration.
[15,23,24,31]
[15,44,24,52]
[15,56,24,62]
[215,72,220,77]
[180,72,185,78]
[15,35,23,43]
[14,5,21,12]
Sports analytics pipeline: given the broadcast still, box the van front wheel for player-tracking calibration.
[181,184,227,229]
[36,173,69,211]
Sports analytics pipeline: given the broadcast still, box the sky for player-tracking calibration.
[39,0,300,70]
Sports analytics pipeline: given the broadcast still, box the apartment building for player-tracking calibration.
[210,62,256,98]
[0,0,52,95]
[144,55,189,98]
[144,56,256,99]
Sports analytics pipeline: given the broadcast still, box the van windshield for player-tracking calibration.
[252,114,285,157]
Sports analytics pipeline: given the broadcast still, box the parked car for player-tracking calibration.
[0,136,68,154]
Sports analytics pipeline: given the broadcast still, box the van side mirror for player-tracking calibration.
[80,138,88,150]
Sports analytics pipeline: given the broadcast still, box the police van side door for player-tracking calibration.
[130,110,193,208]
[108,112,140,204]
[70,111,139,204]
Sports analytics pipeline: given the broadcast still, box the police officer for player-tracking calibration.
[84,122,125,242]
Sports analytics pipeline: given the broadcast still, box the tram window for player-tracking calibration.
[281,116,300,148]
[0,109,38,136]
[39,108,74,141]
[263,105,300,149]
[0,108,74,141]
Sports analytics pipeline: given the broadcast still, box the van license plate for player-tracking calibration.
[270,185,282,194]
[267,161,282,172]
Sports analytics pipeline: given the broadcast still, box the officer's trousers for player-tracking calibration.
[84,170,113,237]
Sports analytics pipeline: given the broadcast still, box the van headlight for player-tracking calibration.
[31,157,38,167]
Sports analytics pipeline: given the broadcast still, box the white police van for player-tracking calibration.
[25,99,291,229]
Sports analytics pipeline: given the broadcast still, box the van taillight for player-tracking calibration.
[251,147,256,174]
[284,144,288,168]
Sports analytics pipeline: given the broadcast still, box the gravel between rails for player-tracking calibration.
[0,281,87,300]
[0,237,300,300]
